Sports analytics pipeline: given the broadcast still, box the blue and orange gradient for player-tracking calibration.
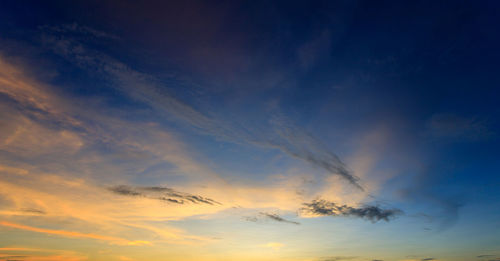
[0,1,499,261]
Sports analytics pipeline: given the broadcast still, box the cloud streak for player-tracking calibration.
[40,24,363,189]
[108,185,221,205]
[0,221,150,246]
[0,247,87,261]
[245,212,300,225]
[319,257,358,261]
[259,212,300,225]
[300,199,402,222]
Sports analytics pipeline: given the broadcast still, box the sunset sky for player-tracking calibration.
[0,1,499,261]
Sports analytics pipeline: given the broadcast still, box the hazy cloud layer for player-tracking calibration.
[300,199,402,222]
[108,185,221,205]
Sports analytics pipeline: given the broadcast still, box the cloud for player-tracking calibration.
[319,257,357,261]
[244,212,300,225]
[300,199,402,222]
[0,24,382,258]
[0,53,314,246]
[0,255,28,260]
[260,212,300,225]
[19,208,46,215]
[0,165,223,245]
[421,258,436,261]
[108,185,221,205]
[108,185,143,196]
[0,247,87,261]
[265,116,362,190]
[40,24,363,190]
[0,220,149,246]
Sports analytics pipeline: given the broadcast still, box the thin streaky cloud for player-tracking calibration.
[0,221,150,246]
[244,212,301,225]
[40,24,363,189]
[259,212,300,225]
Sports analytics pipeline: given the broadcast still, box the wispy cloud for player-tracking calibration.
[0,22,394,260]
[0,221,150,246]
[0,247,87,261]
[300,199,402,222]
[39,24,363,190]
[264,116,362,189]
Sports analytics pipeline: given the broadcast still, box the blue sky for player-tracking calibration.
[0,1,499,261]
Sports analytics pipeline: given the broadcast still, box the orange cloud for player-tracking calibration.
[0,247,87,261]
[0,220,149,246]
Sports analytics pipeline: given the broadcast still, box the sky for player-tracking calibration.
[0,1,499,260]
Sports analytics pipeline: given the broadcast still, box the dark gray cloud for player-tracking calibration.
[477,255,495,258]
[300,199,402,222]
[108,185,142,196]
[108,185,220,205]
[319,256,357,261]
[260,212,300,225]
[244,212,300,225]
[0,256,28,260]
[421,258,436,261]
[20,208,46,215]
